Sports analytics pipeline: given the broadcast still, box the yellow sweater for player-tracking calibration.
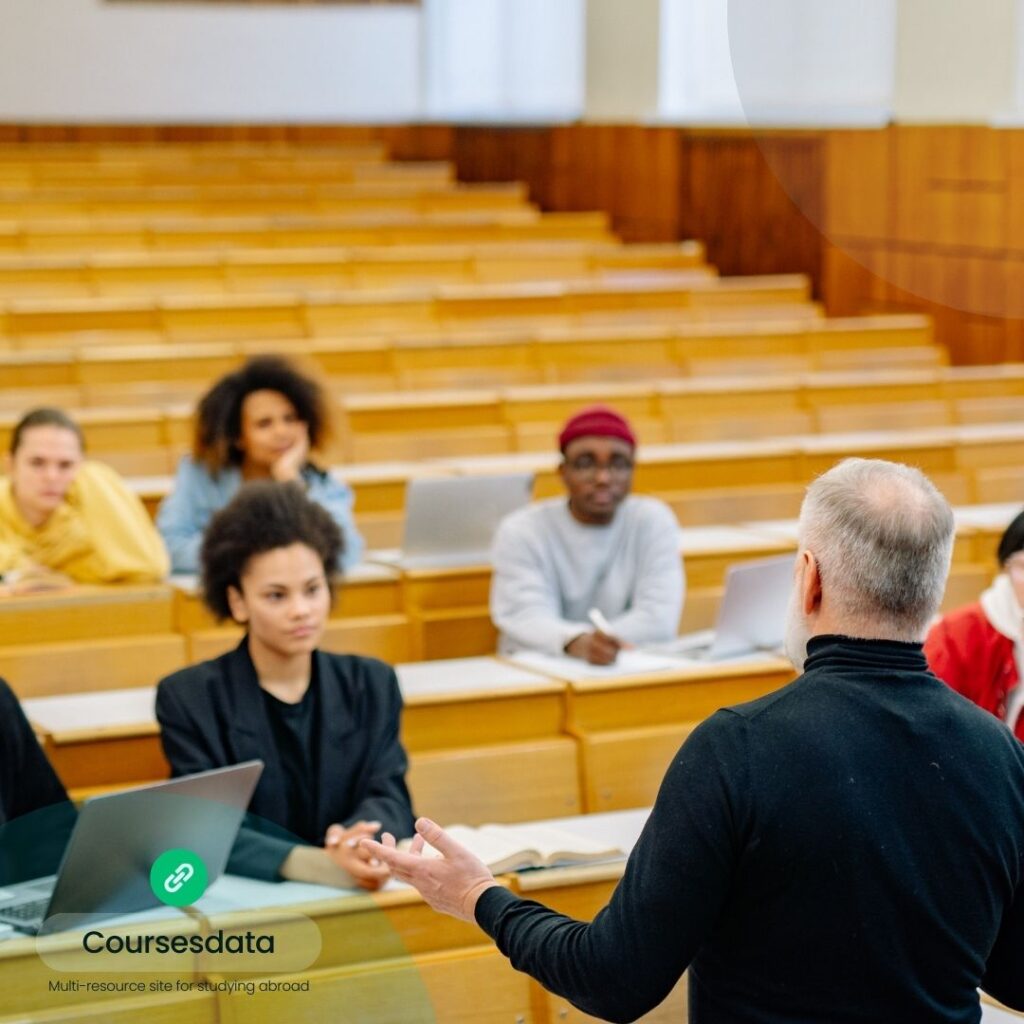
[0,461,169,584]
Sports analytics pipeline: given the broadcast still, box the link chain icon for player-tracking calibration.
[150,849,209,907]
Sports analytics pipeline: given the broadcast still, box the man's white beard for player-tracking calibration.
[783,584,811,672]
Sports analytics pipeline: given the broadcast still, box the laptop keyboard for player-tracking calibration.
[0,898,48,922]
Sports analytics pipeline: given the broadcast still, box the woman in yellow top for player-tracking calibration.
[0,408,169,584]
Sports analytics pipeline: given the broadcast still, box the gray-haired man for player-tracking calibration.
[366,458,1024,1023]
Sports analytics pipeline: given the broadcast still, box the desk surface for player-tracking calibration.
[677,525,795,556]
[506,649,792,689]
[192,806,649,919]
[24,656,565,741]
[23,686,156,739]
[952,503,1021,530]
[0,582,171,611]
[396,656,560,702]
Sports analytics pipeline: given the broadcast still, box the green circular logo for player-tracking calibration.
[150,849,208,907]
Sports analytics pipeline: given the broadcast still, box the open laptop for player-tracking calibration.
[383,473,534,569]
[672,553,796,661]
[0,761,263,935]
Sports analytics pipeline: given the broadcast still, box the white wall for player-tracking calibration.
[6,0,1016,129]
[894,0,1017,122]
[659,0,742,119]
[0,0,421,122]
[586,0,661,121]
[660,0,896,125]
[423,0,585,121]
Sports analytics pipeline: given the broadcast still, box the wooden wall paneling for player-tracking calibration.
[546,124,619,218]
[823,129,892,240]
[609,125,683,242]
[891,126,939,246]
[451,126,555,209]
[946,312,1017,366]
[1004,130,1024,250]
[882,250,1015,363]
[373,124,456,163]
[892,126,1009,249]
[822,242,891,316]
[678,131,825,295]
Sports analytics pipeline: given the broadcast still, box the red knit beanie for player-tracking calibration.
[558,405,637,452]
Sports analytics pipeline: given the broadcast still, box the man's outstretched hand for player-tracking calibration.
[361,817,499,923]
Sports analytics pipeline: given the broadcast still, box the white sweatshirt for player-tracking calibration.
[490,495,685,655]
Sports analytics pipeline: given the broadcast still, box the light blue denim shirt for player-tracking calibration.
[156,456,364,574]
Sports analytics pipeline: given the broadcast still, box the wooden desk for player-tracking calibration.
[197,808,678,1024]
[0,911,205,1021]
[399,562,496,661]
[398,656,578,826]
[24,686,168,792]
[952,503,1020,563]
[509,652,795,813]
[0,633,187,699]
[26,656,577,819]
[0,584,174,645]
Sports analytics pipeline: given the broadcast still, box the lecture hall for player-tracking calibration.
[0,1,1022,1022]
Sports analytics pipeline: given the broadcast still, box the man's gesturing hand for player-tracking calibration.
[361,817,499,923]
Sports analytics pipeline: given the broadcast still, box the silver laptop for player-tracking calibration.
[395,473,534,569]
[674,553,796,661]
[0,761,263,935]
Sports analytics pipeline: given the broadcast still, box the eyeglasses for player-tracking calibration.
[565,454,635,479]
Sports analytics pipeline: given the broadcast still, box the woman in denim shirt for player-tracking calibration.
[158,355,363,574]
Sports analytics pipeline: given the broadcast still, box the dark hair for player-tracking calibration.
[193,355,331,474]
[200,481,344,621]
[997,510,1024,566]
[10,408,85,455]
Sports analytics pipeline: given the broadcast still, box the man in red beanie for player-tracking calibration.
[490,405,684,664]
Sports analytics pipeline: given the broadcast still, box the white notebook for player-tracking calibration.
[506,649,683,681]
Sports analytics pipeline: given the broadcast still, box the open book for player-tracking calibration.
[404,823,624,874]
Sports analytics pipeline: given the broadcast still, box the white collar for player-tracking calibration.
[980,572,1024,643]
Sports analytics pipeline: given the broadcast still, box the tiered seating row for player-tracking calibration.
[8,357,1018,481]
[0,141,455,187]
[317,424,1024,548]
[0,181,531,220]
[0,272,808,343]
[10,502,1012,814]
[0,241,707,299]
[0,210,617,253]
[0,490,1013,712]
[0,313,926,415]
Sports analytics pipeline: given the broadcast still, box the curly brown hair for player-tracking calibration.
[200,481,344,621]
[192,355,332,475]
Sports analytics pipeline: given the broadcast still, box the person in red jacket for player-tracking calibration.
[925,509,1024,739]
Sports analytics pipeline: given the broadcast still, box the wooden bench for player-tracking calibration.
[0,240,708,300]
[0,211,616,255]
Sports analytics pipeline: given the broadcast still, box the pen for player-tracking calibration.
[588,608,614,635]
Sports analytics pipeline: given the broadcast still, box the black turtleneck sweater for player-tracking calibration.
[475,636,1024,1023]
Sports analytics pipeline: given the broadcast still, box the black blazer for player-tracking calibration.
[155,641,415,881]
[0,678,75,884]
